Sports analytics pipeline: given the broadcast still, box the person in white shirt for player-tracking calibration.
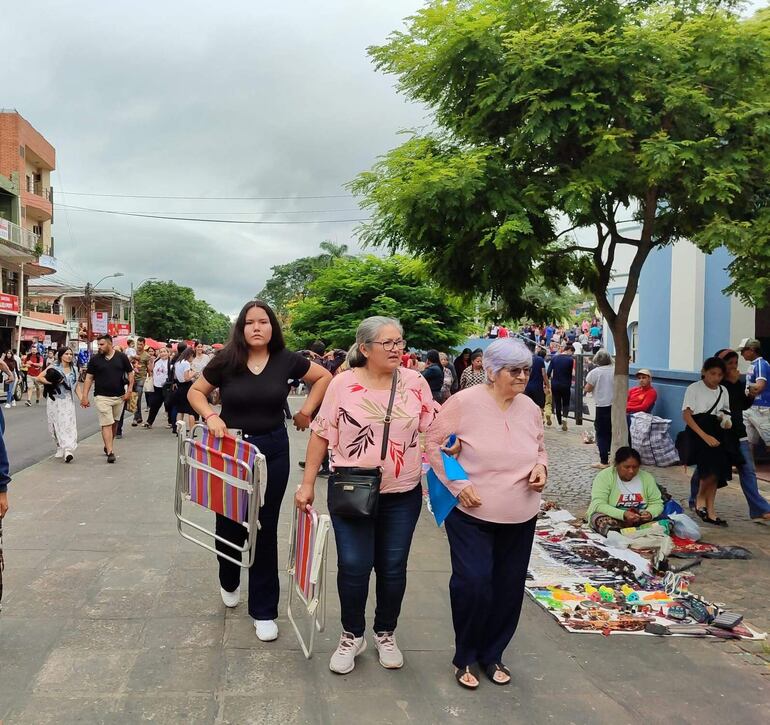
[145,347,170,428]
[584,349,615,468]
[682,357,734,526]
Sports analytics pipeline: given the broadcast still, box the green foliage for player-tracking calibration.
[134,281,231,343]
[287,255,471,351]
[352,0,770,348]
[257,240,352,321]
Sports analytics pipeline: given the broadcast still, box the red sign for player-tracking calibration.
[0,293,19,314]
[108,323,131,337]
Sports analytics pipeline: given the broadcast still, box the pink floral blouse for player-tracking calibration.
[311,368,438,493]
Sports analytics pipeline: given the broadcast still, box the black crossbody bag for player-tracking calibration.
[327,370,399,519]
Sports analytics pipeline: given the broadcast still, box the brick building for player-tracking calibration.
[0,109,58,352]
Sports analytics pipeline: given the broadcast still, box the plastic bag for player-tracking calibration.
[668,512,701,541]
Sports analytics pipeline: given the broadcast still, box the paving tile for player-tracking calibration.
[32,646,141,695]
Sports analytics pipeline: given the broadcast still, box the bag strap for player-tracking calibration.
[704,388,723,417]
[379,370,399,461]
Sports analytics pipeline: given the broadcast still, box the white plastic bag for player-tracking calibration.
[668,512,701,541]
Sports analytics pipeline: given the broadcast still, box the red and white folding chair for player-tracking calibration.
[174,422,266,568]
[287,504,331,658]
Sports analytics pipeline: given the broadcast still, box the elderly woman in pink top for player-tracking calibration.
[426,338,547,690]
[296,316,437,676]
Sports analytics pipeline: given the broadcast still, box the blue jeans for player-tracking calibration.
[5,381,15,405]
[0,407,10,491]
[689,439,770,518]
[330,482,422,637]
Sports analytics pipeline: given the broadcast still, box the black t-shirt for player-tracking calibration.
[724,377,751,440]
[202,348,311,436]
[548,354,574,387]
[86,351,132,397]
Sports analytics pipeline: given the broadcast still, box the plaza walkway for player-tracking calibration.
[0,421,767,724]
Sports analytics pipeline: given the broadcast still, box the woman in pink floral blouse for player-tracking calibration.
[296,316,437,676]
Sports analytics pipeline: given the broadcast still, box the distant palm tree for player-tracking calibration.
[318,240,350,265]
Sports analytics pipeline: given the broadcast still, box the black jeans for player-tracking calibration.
[595,405,612,464]
[551,384,571,424]
[330,482,422,637]
[216,426,290,621]
[146,390,165,426]
[444,509,536,668]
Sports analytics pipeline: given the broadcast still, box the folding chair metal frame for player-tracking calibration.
[174,421,266,569]
[286,504,331,659]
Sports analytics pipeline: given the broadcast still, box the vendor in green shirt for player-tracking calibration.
[586,447,664,536]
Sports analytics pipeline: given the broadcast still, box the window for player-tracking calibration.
[32,224,42,236]
[629,322,639,364]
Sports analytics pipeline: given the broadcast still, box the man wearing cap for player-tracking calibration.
[739,338,770,448]
[626,369,657,415]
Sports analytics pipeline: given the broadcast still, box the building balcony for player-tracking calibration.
[0,217,39,254]
[22,188,53,221]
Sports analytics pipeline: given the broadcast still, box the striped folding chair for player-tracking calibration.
[174,422,266,568]
[287,505,331,658]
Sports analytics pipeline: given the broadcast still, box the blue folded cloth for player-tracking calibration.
[426,435,466,526]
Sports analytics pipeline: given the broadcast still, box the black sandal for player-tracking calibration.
[702,516,728,527]
[454,665,480,690]
[483,663,511,686]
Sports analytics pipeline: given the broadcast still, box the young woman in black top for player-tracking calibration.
[188,300,331,641]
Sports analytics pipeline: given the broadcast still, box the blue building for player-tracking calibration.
[603,240,767,435]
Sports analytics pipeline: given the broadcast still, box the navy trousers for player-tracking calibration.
[594,405,612,464]
[216,426,290,621]
[444,509,536,668]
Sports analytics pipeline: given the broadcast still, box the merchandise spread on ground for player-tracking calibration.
[526,505,765,640]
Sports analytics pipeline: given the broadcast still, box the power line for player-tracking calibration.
[57,204,370,225]
[60,191,354,201]
[53,204,362,216]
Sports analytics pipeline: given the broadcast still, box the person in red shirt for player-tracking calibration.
[626,369,657,414]
[24,349,45,406]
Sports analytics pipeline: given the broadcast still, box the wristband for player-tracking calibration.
[203,413,219,422]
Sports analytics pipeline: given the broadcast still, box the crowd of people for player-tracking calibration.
[1,302,768,693]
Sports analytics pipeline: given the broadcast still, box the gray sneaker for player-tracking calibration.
[329,631,366,674]
[373,631,404,669]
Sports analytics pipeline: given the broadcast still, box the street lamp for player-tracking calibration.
[130,277,157,335]
[85,273,124,344]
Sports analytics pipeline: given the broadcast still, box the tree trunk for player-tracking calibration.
[610,315,631,455]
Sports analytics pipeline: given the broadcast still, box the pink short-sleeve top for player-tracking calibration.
[311,368,438,493]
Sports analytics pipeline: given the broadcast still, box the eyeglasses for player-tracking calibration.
[502,365,531,377]
[370,339,407,352]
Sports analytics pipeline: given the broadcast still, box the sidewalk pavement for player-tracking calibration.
[0,423,767,725]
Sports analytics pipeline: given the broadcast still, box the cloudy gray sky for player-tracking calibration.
[5,1,427,315]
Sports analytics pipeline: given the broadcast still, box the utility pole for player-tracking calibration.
[15,261,25,356]
[85,282,92,348]
[130,282,134,335]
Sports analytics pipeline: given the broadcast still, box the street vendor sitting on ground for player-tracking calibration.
[586,447,664,536]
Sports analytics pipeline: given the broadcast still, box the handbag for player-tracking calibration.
[327,370,399,518]
[675,389,722,465]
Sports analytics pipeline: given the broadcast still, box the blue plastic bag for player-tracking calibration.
[426,435,466,527]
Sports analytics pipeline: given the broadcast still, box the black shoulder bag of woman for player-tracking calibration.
[327,370,398,518]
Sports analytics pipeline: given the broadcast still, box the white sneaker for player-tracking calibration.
[254,619,278,641]
[4,403,9,409]
[220,586,240,608]
[329,631,367,674]
[11,400,16,407]
[373,631,404,669]
[54,448,64,458]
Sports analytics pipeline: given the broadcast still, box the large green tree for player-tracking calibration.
[134,281,231,343]
[258,240,353,321]
[352,0,770,448]
[287,255,470,350]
